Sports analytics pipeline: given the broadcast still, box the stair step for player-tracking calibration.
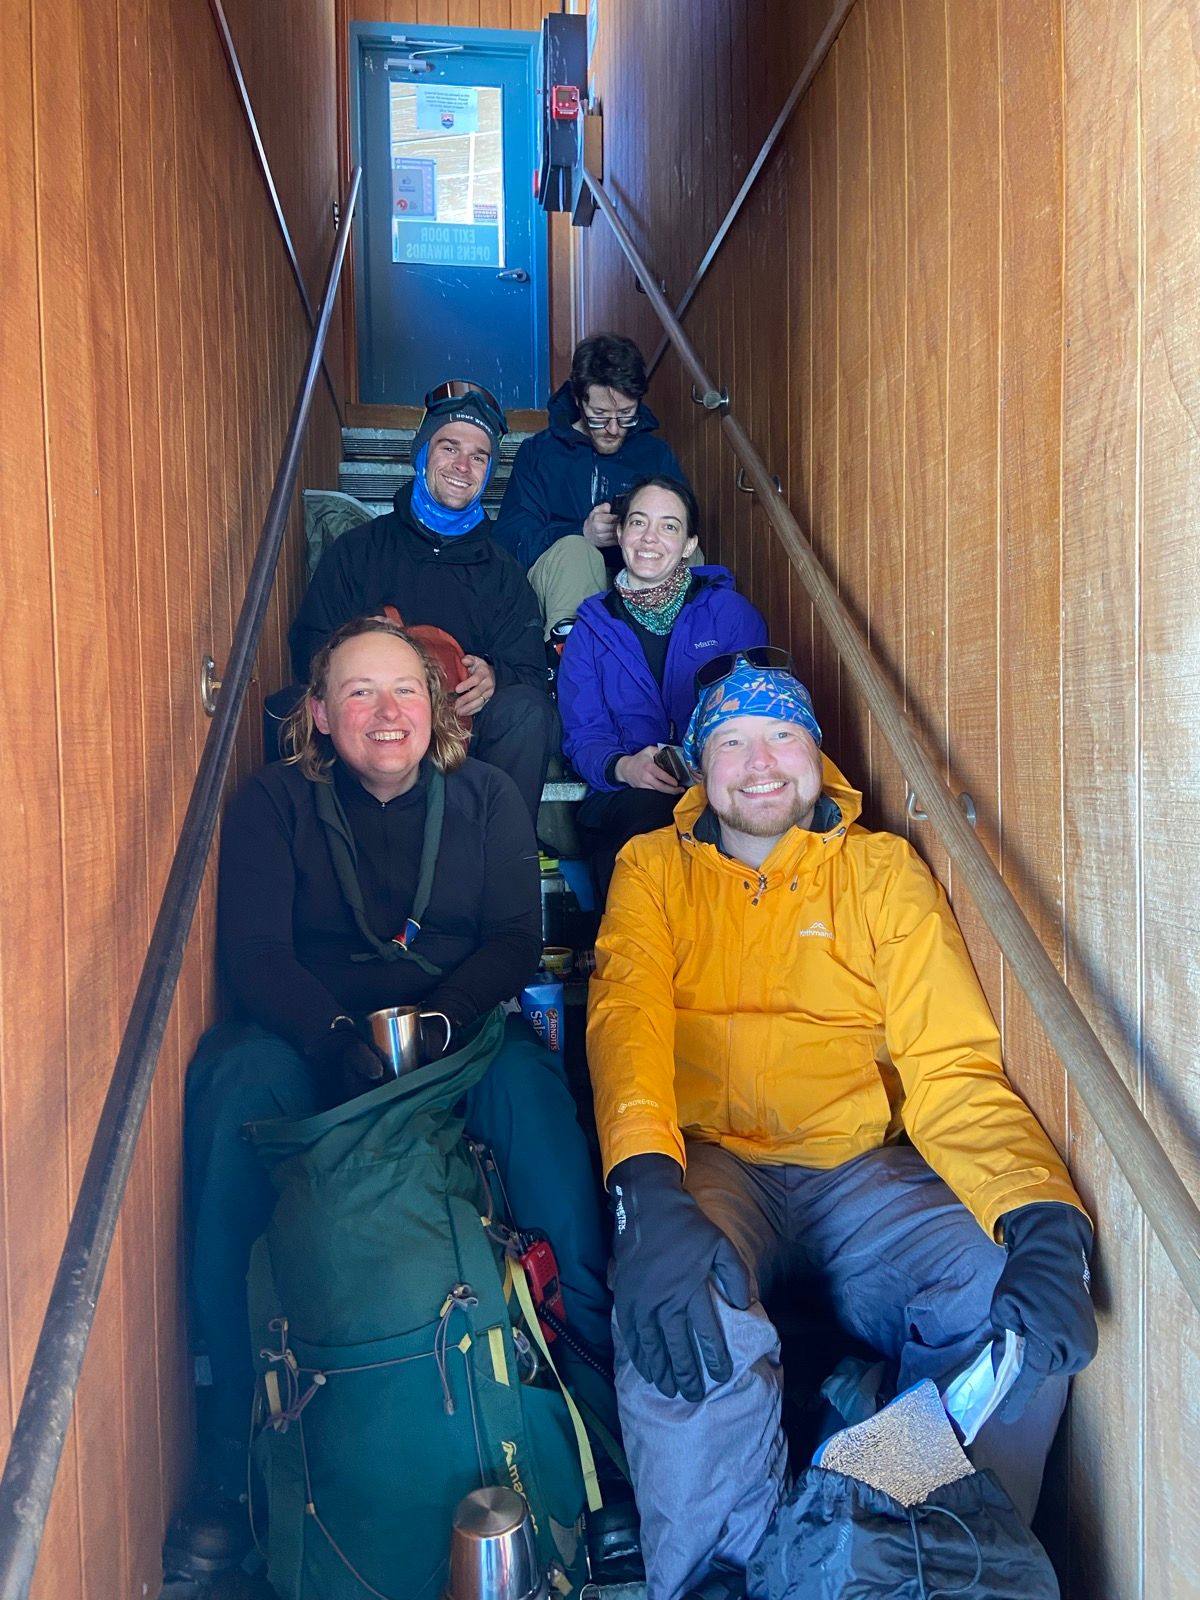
[341,426,533,463]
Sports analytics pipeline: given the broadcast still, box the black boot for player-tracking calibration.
[162,1486,254,1579]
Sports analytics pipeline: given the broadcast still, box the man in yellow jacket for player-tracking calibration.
[587,650,1097,1600]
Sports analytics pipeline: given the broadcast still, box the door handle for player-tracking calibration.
[497,268,529,282]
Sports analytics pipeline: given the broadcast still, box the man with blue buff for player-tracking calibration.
[289,382,555,820]
[587,649,1098,1600]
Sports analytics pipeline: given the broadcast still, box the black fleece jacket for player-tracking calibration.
[288,482,546,687]
[218,757,542,1053]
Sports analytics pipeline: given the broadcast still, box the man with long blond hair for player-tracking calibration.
[172,618,610,1568]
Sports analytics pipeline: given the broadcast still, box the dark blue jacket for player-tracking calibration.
[558,568,767,792]
[492,382,689,569]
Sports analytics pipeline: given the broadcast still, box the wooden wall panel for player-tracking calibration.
[0,3,83,1592]
[1058,0,1144,1588]
[834,3,869,779]
[1139,2,1200,1593]
[900,0,949,887]
[863,0,906,838]
[996,0,1068,1152]
[347,1,555,29]
[0,2,343,1595]
[943,0,1001,1014]
[584,1,1200,1592]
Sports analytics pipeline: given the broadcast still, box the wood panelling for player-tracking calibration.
[346,2,552,30]
[223,0,344,392]
[0,1,341,1594]
[583,1,1200,1593]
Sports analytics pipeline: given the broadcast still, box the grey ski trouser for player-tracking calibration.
[614,1141,1069,1600]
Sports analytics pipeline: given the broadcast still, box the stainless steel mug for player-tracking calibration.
[445,1486,546,1600]
[366,1005,452,1076]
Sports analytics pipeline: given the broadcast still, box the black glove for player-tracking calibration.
[308,1016,390,1105]
[990,1201,1097,1419]
[610,1153,753,1403]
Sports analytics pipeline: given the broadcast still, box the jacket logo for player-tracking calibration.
[798,920,833,939]
[694,638,718,648]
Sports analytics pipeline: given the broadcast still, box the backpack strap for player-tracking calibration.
[509,1255,603,1514]
[312,764,446,974]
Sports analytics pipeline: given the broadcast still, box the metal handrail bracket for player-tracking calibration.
[0,171,362,1600]
[582,167,1200,1322]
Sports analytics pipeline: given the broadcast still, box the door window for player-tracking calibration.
[389,80,506,269]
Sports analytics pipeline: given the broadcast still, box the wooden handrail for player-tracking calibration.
[0,170,362,1600]
[646,0,858,379]
[584,168,1200,1320]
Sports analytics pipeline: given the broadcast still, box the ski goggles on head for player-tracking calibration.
[693,646,798,694]
[421,380,508,443]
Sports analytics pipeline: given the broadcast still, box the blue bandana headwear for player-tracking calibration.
[682,663,823,770]
[409,440,493,538]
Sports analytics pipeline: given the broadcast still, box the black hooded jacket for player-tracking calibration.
[288,482,546,686]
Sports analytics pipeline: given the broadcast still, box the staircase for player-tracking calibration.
[338,422,538,519]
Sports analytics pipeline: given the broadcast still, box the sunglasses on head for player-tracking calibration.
[694,647,798,693]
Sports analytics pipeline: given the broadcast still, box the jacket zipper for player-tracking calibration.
[751,872,767,906]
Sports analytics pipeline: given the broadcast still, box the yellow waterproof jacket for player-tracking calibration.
[587,759,1086,1239]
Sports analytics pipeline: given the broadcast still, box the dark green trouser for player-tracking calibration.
[185,1014,612,1497]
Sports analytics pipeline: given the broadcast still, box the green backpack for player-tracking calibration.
[245,1009,597,1600]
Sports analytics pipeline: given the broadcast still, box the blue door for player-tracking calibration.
[352,23,548,409]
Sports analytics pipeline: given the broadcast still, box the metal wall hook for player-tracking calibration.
[634,274,667,296]
[907,787,977,828]
[690,384,730,412]
[736,466,783,495]
[200,655,222,717]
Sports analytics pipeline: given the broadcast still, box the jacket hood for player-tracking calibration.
[546,380,663,447]
[673,754,864,871]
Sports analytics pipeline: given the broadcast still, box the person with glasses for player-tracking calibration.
[556,475,765,901]
[286,382,556,823]
[492,334,694,639]
[586,652,1097,1599]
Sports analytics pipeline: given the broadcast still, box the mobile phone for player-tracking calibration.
[653,744,692,786]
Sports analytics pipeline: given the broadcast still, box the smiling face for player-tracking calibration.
[702,715,824,845]
[310,633,432,802]
[617,484,698,589]
[424,420,492,510]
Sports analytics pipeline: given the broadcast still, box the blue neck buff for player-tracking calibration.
[409,442,493,538]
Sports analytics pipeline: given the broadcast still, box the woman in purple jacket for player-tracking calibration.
[557,476,767,898]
